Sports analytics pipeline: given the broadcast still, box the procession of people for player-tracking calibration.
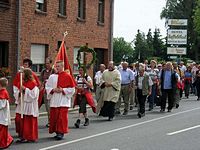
[0,57,200,149]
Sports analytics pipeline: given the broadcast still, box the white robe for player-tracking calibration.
[45,74,75,108]
[13,86,39,117]
[0,99,11,126]
[100,69,121,103]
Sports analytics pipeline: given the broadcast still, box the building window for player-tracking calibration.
[36,0,46,12]
[73,47,84,74]
[0,42,9,67]
[0,0,10,8]
[78,0,86,20]
[0,0,9,5]
[98,0,104,23]
[57,41,62,51]
[31,44,47,73]
[59,0,66,16]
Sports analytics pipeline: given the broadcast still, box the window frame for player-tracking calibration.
[73,47,84,74]
[0,0,10,8]
[31,44,48,74]
[97,0,105,24]
[59,0,67,16]
[36,0,47,13]
[77,0,86,21]
[0,41,9,68]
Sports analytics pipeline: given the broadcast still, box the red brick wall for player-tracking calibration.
[0,0,18,98]
[0,0,17,76]
[0,0,111,94]
[20,0,111,74]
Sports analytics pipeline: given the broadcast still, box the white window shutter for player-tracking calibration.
[31,44,45,64]
[36,0,44,4]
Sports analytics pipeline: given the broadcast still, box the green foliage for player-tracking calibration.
[113,37,134,64]
[153,28,167,59]
[133,30,149,62]
[133,29,166,62]
[146,29,154,56]
[194,0,200,35]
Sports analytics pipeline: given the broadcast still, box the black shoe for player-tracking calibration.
[176,104,179,108]
[46,123,50,128]
[84,118,89,126]
[16,139,30,143]
[141,113,145,117]
[130,106,133,110]
[168,109,172,112]
[122,111,128,115]
[74,119,81,128]
[108,117,113,121]
[115,111,121,115]
[137,113,141,118]
[56,133,64,140]
[160,109,165,113]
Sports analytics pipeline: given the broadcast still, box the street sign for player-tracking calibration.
[167,19,188,26]
[167,29,187,45]
[169,56,178,59]
[167,47,186,55]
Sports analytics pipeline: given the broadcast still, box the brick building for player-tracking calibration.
[0,0,114,80]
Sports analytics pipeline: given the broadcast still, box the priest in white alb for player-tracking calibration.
[97,61,121,121]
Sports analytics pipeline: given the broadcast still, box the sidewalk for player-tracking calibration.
[10,93,96,120]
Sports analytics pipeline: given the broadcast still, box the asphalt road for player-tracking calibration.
[7,95,200,150]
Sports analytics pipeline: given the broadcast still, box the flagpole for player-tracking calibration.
[19,66,24,119]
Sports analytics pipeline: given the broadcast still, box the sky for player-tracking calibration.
[114,0,167,42]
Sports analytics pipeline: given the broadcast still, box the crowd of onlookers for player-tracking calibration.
[94,60,200,119]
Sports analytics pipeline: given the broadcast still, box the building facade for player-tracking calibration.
[0,0,114,79]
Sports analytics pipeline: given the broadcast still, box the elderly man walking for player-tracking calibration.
[115,62,135,115]
[160,62,179,112]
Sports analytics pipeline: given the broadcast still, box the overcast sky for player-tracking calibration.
[114,0,167,42]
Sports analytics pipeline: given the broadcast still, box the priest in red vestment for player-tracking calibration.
[13,68,39,142]
[45,60,76,140]
[0,78,13,149]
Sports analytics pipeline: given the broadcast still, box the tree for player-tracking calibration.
[113,37,134,64]
[133,30,149,62]
[194,0,200,35]
[161,0,199,61]
[146,29,154,56]
[153,28,166,59]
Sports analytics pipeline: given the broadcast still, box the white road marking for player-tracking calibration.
[167,125,200,136]
[39,107,200,150]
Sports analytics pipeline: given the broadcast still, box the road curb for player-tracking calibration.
[10,106,90,121]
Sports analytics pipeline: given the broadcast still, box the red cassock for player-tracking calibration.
[15,80,38,141]
[49,72,76,134]
[0,89,13,149]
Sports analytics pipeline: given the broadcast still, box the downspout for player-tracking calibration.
[17,0,21,70]
[109,0,114,61]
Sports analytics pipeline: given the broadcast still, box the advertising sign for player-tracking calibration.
[167,29,187,45]
[167,19,188,26]
[167,47,186,55]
